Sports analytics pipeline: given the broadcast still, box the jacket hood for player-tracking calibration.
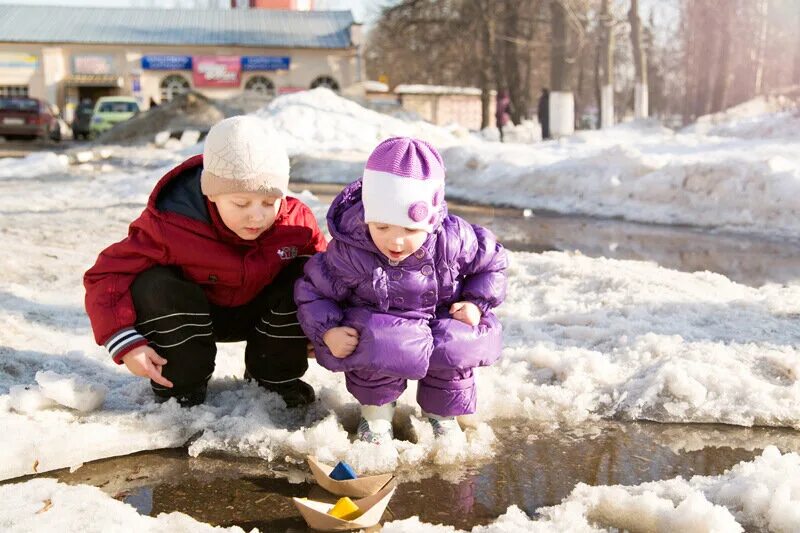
[327,179,448,254]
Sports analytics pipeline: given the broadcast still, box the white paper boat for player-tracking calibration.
[293,479,397,531]
[307,455,394,497]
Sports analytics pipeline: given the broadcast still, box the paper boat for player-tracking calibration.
[307,456,394,497]
[293,479,397,531]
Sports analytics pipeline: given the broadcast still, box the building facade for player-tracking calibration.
[0,5,362,122]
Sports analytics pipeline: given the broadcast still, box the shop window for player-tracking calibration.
[0,86,29,97]
[310,76,339,92]
[160,75,190,102]
[245,76,276,97]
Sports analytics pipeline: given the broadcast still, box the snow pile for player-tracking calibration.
[479,251,800,428]
[0,478,247,532]
[0,152,69,179]
[255,88,460,155]
[684,94,800,139]
[441,122,800,237]
[383,446,800,532]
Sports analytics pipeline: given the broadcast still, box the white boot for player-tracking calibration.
[357,402,395,445]
[424,412,463,439]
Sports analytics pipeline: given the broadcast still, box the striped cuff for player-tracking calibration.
[104,327,147,363]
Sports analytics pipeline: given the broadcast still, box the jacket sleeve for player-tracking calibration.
[84,215,169,364]
[294,240,353,347]
[458,222,508,314]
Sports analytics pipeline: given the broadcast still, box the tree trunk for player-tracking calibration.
[476,0,497,129]
[753,0,769,95]
[795,7,800,85]
[550,0,570,92]
[711,5,733,113]
[598,0,614,128]
[629,0,648,118]
[503,1,523,124]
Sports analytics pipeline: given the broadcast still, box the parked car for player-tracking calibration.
[71,100,95,140]
[0,97,61,142]
[90,96,140,137]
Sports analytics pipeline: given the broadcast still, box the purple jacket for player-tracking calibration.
[295,180,507,379]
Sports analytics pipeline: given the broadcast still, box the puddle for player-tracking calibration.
[9,421,799,531]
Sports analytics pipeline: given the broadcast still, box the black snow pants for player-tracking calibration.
[129,258,309,401]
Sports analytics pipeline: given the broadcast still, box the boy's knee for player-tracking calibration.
[131,266,207,313]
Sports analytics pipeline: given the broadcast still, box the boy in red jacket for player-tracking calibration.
[84,116,326,407]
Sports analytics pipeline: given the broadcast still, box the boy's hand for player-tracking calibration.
[322,327,359,358]
[121,346,174,388]
[449,301,482,326]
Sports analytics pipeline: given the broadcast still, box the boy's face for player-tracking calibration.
[209,192,282,240]
[367,222,428,263]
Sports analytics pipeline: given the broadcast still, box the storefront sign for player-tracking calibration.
[0,53,38,69]
[72,55,115,75]
[193,56,241,88]
[241,56,290,71]
[142,55,192,71]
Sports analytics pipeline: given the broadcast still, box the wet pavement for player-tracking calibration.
[8,421,800,530]
[295,182,800,288]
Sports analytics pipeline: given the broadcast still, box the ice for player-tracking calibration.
[35,371,108,413]
[8,385,56,414]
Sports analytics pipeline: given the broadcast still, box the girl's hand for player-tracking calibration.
[322,327,359,358]
[121,345,173,388]
[449,301,482,326]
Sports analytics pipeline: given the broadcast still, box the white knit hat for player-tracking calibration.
[201,115,290,197]
[362,137,446,233]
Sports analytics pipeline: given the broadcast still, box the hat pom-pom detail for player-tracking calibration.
[408,202,429,223]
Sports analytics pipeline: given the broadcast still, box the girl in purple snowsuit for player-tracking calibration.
[295,137,507,444]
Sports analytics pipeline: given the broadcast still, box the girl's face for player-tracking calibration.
[209,192,281,240]
[367,222,428,262]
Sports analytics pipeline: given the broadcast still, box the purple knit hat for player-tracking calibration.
[361,137,446,232]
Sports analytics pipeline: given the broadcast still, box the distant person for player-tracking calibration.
[538,88,551,140]
[296,137,508,445]
[84,116,326,407]
[495,89,512,143]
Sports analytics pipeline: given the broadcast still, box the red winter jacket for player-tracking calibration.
[84,154,327,363]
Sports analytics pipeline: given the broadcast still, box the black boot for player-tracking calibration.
[244,370,315,408]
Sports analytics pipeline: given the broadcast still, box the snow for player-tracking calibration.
[254,88,460,156]
[683,94,800,139]
[259,90,800,238]
[0,152,68,179]
[1,87,799,529]
[0,478,247,532]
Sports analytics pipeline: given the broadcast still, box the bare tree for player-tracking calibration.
[550,0,572,92]
[596,0,615,128]
[629,0,648,118]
